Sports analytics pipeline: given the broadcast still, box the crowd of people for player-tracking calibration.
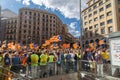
[0,45,110,79]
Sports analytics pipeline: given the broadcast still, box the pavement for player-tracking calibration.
[38,72,120,80]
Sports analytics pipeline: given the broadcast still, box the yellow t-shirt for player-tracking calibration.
[101,52,109,60]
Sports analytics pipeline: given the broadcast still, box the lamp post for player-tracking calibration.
[80,0,83,54]
[77,0,83,79]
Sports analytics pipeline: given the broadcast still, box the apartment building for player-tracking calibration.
[82,0,120,45]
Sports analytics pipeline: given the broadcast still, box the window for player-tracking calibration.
[89,26,93,29]
[25,11,27,14]
[108,26,113,33]
[100,14,104,19]
[84,16,87,20]
[89,20,92,23]
[90,31,93,37]
[94,24,98,28]
[95,29,98,36]
[23,30,26,33]
[99,7,104,12]
[84,11,87,15]
[85,22,88,25]
[106,3,111,8]
[24,25,27,28]
[89,8,92,12]
[101,28,105,34]
[29,25,31,29]
[29,12,32,15]
[34,13,36,16]
[85,33,88,38]
[89,13,92,17]
[50,16,52,18]
[29,30,31,34]
[94,11,97,15]
[107,19,112,24]
[85,28,88,31]
[99,1,103,6]
[25,20,27,23]
[94,17,98,21]
[93,5,97,9]
[107,11,112,16]
[100,22,105,26]
[118,0,120,4]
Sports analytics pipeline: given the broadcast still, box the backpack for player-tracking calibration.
[31,54,38,63]
[40,54,47,63]
[66,54,71,60]
[4,57,10,66]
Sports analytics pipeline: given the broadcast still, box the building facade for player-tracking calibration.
[4,18,17,43]
[82,0,120,45]
[0,8,74,46]
[16,8,70,45]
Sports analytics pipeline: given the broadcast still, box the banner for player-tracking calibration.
[110,38,120,66]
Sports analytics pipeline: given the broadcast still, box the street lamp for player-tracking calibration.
[80,0,83,54]
[77,0,83,79]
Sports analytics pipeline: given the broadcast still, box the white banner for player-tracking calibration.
[110,38,120,66]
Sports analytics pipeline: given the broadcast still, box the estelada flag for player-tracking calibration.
[45,40,50,45]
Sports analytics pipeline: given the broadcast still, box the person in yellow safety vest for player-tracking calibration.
[48,52,56,76]
[30,52,39,78]
[76,50,81,60]
[39,51,48,78]
[48,54,55,62]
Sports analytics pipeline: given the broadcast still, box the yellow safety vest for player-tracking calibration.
[48,55,54,62]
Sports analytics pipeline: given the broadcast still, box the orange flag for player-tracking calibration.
[89,43,94,50]
[63,44,67,48]
[29,43,34,49]
[15,43,21,51]
[66,44,70,48]
[73,43,78,49]
[99,40,104,45]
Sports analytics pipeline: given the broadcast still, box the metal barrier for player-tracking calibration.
[0,66,30,80]
[79,60,97,74]
[25,61,78,79]
[0,60,120,79]
[78,60,120,78]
